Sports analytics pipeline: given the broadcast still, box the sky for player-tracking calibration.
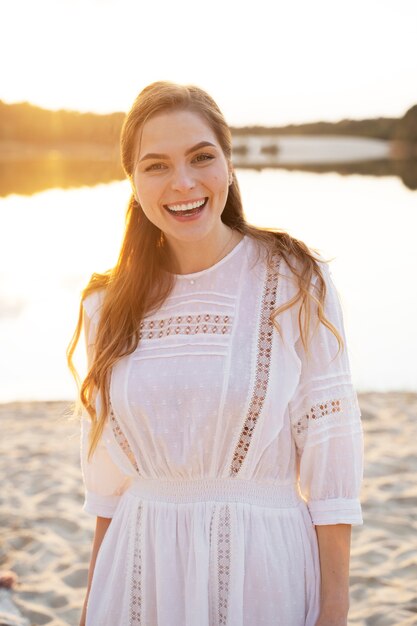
[2,0,417,126]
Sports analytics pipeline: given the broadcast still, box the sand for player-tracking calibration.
[0,402,92,626]
[0,393,416,626]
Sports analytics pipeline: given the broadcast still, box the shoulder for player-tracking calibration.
[271,247,338,319]
[245,234,334,292]
[280,246,332,285]
[82,288,106,324]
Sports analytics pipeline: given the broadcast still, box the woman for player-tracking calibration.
[67,81,363,626]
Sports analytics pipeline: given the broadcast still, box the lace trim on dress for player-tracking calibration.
[139,314,233,339]
[230,257,281,475]
[109,401,140,474]
[293,399,342,434]
[291,394,362,450]
[218,504,231,626]
[129,503,143,626]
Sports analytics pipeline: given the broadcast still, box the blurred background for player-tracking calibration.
[1,0,417,402]
[3,6,417,624]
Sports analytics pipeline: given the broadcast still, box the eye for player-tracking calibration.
[145,162,167,172]
[193,153,215,163]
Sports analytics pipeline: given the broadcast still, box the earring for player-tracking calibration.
[229,174,233,186]
[131,179,139,201]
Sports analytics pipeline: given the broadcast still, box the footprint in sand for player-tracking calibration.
[45,591,68,609]
[17,605,52,625]
[62,566,88,588]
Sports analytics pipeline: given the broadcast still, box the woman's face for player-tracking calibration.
[132,109,232,246]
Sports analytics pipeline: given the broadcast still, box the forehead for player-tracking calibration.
[137,109,220,157]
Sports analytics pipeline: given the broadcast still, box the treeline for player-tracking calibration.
[0,101,124,145]
[231,105,417,141]
[1,100,417,144]
[231,118,398,139]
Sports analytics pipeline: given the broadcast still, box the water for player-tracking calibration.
[1,168,416,402]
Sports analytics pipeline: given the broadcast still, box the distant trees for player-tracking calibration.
[393,105,417,141]
[1,100,416,145]
[230,118,399,140]
[0,101,124,145]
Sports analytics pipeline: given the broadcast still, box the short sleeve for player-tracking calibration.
[288,262,364,526]
[80,290,132,518]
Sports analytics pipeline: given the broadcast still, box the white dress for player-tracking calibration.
[80,234,363,626]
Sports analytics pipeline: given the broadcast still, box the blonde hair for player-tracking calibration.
[66,81,343,461]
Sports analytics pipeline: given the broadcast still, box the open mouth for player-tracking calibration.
[163,197,208,217]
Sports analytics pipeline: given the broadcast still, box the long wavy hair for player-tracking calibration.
[66,81,343,461]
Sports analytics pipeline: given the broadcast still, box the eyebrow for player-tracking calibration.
[138,141,217,163]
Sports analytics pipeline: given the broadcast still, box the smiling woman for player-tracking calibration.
[66,81,363,626]
[131,110,236,272]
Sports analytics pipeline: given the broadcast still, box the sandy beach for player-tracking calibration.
[1,392,416,626]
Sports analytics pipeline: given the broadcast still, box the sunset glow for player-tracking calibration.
[2,0,417,125]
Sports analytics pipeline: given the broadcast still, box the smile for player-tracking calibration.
[164,198,207,213]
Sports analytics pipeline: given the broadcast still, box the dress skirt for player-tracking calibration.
[85,477,321,626]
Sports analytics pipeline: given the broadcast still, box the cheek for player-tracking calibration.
[139,200,165,230]
[136,179,162,207]
[207,169,229,190]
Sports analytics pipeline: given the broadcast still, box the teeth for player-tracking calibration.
[166,199,206,212]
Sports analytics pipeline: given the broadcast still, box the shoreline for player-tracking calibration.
[3,135,415,164]
[2,136,416,198]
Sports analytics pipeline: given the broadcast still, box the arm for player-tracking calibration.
[288,261,363,621]
[79,516,112,626]
[78,293,131,624]
[314,524,351,625]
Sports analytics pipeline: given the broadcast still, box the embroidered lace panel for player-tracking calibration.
[292,399,342,436]
[291,394,362,451]
[230,258,280,475]
[109,401,140,474]
[139,314,233,340]
[218,504,231,626]
[129,503,143,626]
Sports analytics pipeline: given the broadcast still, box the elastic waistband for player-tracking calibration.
[126,477,302,508]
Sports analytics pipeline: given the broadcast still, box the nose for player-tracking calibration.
[170,165,195,192]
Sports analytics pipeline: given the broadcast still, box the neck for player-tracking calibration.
[165,226,241,275]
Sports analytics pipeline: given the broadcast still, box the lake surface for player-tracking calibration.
[1,167,416,402]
